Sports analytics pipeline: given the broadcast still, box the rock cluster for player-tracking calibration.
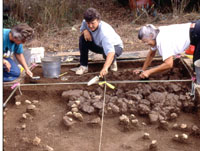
[61,82,194,125]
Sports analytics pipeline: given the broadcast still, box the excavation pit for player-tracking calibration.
[3,58,200,151]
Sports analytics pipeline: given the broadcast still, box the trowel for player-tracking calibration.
[31,76,40,80]
[30,76,40,83]
[87,75,101,86]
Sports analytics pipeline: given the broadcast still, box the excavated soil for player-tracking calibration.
[3,59,200,151]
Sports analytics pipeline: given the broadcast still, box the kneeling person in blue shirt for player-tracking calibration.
[3,23,34,82]
[76,8,123,77]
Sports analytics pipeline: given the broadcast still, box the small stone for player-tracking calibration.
[142,122,147,126]
[87,117,101,126]
[181,133,188,140]
[65,111,73,117]
[26,105,36,114]
[32,100,39,104]
[180,124,187,129]
[73,112,83,121]
[15,101,21,106]
[25,100,32,104]
[149,140,157,151]
[143,133,150,139]
[22,113,27,119]
[21,124,26,129]
[172,123,179,129]
[159,120,169,130]
[71,107,78,113]
[75,100,80,105]
[173,134,179,141]
[119,114,130,125]
[63,116,75,128]
[33,136,41,145]
[170,113,178,120]
[71,104,77,108]
[131,119,139,127]
[130,114,136,120]
[45,145,54,151]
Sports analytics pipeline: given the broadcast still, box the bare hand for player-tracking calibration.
[133,69,143,75]
[25,69,33,77]
[100,68,108,77]
[3,60,11,72]
[139,70,150,79]
[83,30,92,41]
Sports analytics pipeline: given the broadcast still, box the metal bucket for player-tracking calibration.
[194,59,200,84]
[41,57,61,78]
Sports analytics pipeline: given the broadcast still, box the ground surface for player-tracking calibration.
[4,2,200,151]
[24,1,200,53]
[3,59,200,151]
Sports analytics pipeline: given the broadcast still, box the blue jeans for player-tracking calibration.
[3,58,20,82]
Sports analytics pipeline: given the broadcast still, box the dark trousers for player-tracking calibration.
[190,20,200,65]
[79,35,123,66]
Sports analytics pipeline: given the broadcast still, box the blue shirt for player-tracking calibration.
[80,20,123,56]
[3,29,23,58]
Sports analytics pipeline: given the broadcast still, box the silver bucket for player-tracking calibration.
[41,57,61,78]
[194,59,200,84]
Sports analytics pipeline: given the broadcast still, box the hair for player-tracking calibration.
[138,24,159,40]
[10,23,34,42]
[84,8,101,22]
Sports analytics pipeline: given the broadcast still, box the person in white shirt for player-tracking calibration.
[76,8,123,77]
[134,20,200,79]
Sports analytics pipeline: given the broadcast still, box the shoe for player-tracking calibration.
[110,60,118,71]
[76,65,88,75]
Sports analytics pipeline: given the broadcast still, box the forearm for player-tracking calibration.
[147,56,173,75]
[142,50,156,70]
[15,53,29,71]
[103,52,115,70]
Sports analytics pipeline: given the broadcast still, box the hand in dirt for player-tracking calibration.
[25,69,33,77]
[133,69,143,75]
[3,59,11,72]
[100,68,108,77]
[139,70,150,79]
[83,30,92,41]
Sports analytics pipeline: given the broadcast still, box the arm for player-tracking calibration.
[142,49,156,71]
[100,52,115,77]
[140,56,173,78]
[3,59,11,72]
[82,30,92,41]
[133,49,156,74]
[15,53,33,77]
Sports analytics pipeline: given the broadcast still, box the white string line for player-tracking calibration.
[99,83,107,151]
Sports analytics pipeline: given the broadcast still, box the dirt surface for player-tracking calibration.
[3,59,200,151]
[24,1,200,53]
[3,2,200,151]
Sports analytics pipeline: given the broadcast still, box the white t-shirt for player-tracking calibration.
[154,23,191,61]
[80,20,123,55]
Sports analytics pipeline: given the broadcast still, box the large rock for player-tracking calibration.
[81,103,95,114]
[62,90,83,100]
[149,111,159,124]
[148,92,166,104]
[138,104,150,115]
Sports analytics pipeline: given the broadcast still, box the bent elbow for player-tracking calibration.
[167,62,173,69]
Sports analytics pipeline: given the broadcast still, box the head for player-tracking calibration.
[138,24,159,47]
[84,8,101,31]
[9,23,34,45]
